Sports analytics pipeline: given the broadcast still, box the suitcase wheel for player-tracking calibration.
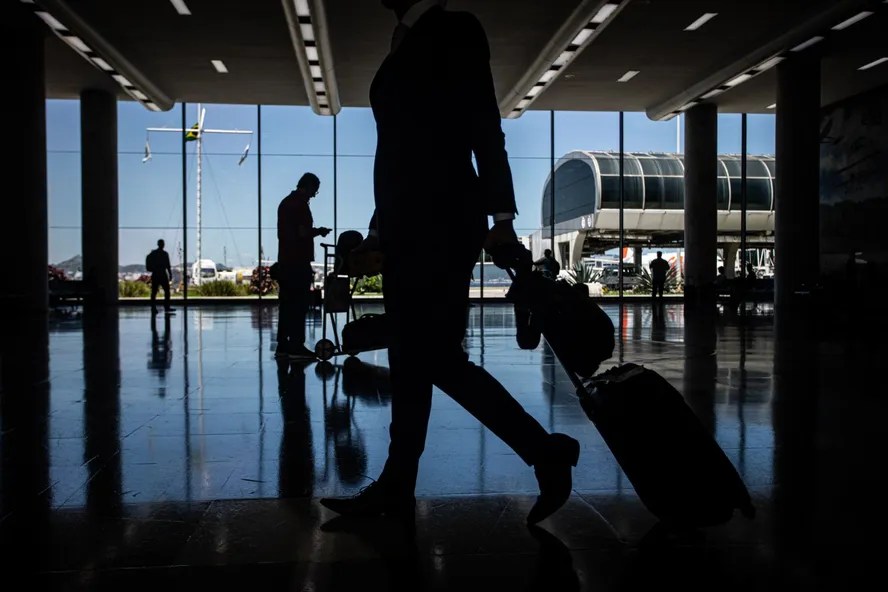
[315,339,337,361]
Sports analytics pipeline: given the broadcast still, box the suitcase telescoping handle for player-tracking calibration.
[489,243,589,394]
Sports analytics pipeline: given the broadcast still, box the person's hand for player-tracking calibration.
[351,234,380,254]
[317,227,332,237]
[484,219,519,251]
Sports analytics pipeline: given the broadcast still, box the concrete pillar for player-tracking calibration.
[683,103,718,301]
[723,243,739,279]
[81,89,119,305]
[0,4,47,312]
[775,56,820,308]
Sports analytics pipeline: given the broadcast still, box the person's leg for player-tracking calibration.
[162,278,171,310]
[277,271,292,350]
[291,264,312,346]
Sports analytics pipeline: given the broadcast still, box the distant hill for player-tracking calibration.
[52,254,146,274]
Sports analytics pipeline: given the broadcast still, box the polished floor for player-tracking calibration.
[0,300,881,590]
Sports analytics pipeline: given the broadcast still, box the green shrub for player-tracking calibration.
[565,261,601,285]
[354,274,383,294]
[119,280,150,298]
[195,280,242,297]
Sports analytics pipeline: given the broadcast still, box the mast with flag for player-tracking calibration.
[143,104,252,284]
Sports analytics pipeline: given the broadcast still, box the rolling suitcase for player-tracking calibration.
[493,243,754,527]
[580,363,756,527]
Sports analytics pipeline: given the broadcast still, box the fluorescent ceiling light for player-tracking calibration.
[527,85,544,97]
[539,69,557,84]
[859,57,888,71]
[517,99,532,109]
[791,36,824,52]
[112,74,132,87]
[832,11,873,31]
[305,46,319,61]
[169,0,191,15]
[211,59,228,73]
[300,24,314,41]
[36,11,66,31]
[617,70,639,82]
[767,104,776,109]
[132,90,148,101]
[571,28,594,46]
[313,81,326,92]
[679,102,697,112]
[91,56,113,71]
[591,3,618,24]
[64,35,91,53]
[685,13,717,31]
[553,50,574,67]
[310,65,322,78]
[725,73,752,87]
[295,0,311,17]
[146,103,160,112]
[756,56,784,71]
[701,88,723,99]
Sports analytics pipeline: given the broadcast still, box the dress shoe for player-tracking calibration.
[320,480,416,521]
[527,433,580,525]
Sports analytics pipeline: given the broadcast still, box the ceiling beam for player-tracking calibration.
[23,0,173,111]
[498,0,630,119]
[282,0,341,116]
[646,0,880,121]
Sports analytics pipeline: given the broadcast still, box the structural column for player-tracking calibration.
[723,243,739,279]
[683,103,718,301]
[775,56,820,308]
[0,4,47,312]
[81,89,119,305]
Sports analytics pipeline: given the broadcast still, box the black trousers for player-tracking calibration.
[150,274,170,310]
[652,278,665,298]
[378,240,549,494]
[277,263,313,346]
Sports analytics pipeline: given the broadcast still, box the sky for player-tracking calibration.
[46,100,776,268]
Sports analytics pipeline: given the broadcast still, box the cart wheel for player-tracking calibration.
[315,339,336,361]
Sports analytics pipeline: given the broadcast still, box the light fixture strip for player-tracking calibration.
[507,1,629,118]
[617,70,639,82]
[169,0,191,16]
[211,59,228,73]
[859,57,888,71]
[831,11,873,31]
[283,0,340,116]
[791,36,824,52]
[767,104,776,109]
[685,13,718,31]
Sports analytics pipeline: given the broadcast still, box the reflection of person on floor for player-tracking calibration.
[650,251,670,299]
[320,0,580,528]
[651,301,666,343]
[148,313,172,385]
[277,360,315,498]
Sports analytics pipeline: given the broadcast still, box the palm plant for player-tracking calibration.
[565,261,601,285]
[633,264,683,294]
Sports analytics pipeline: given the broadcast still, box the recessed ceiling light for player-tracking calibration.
[617,70,639,82]
[831,11,873,31]
[571,28,595,47]
[169,0,191,15]
[685,13,718,31]
[725,73,752,87]
[767,104,776,109]
[211,59,228,73]
[859,57,888,71]
[91,56,113,71]
[702,88,723,99]
[791,36,824,52]
[35,11,65,31]
[112,74,133,87]
[591,3,618,24]
[63,35,91,53]
[755,56,784,72]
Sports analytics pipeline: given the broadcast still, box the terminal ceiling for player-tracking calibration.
[41,0,888,118]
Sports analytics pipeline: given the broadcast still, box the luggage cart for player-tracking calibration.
[314,231,386,361]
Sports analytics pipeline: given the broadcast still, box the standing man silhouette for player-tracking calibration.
[320,0,579,526]
[276,172,331,360]
[147,239,174,315]
[649,251,670,300]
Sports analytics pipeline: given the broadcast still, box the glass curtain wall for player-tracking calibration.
[47,100,82,280]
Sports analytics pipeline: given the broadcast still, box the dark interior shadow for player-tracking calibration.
[277,359,315,498]
[526,525,580,592]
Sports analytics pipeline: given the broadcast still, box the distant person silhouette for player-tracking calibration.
[320,0,580,527]
[276,172,331,360]
[715,265,728,293]
[649,251,670,299]
[745,262,757,288]
[146,239,174,315]
[534,249,561,279]
[277,359,315,498]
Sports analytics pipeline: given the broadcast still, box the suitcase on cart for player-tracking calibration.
[494,243,755,527]
[580,363,755,527]
[341,313,389,356]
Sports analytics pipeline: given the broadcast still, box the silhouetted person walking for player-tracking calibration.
[534,249,561,280]
[146,239,174,315]
[320,0,579,527]
[276,172,331,360]
[650,251,670,299]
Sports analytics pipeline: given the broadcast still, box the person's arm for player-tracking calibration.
[454,14,517,224]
